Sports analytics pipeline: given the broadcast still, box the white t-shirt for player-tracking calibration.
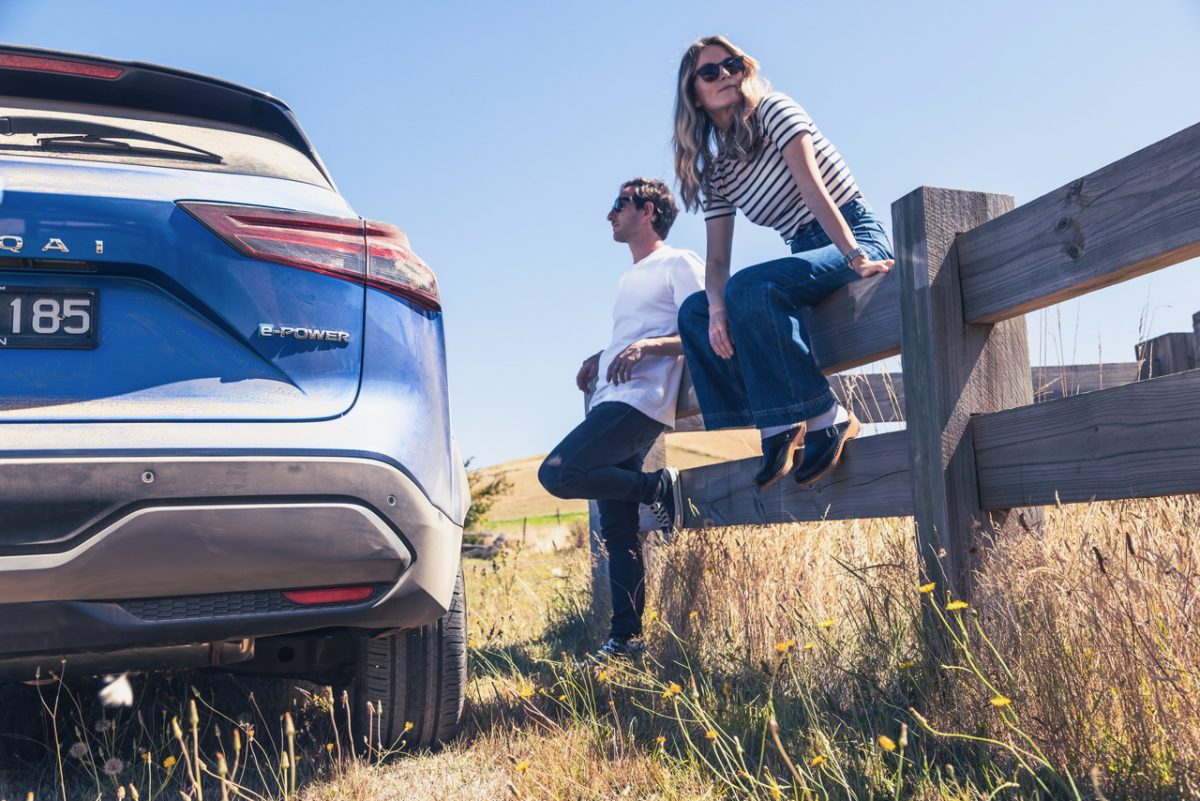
[590,245,705,428]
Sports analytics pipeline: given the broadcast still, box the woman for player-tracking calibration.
[673,35,894,489]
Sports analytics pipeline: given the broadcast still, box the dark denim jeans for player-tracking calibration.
[538,401,666,639]
[678,198,894,430]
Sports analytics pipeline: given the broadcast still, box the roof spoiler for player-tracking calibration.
[0,44,335,187]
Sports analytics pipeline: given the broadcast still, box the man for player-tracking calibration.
[539,177,704,660]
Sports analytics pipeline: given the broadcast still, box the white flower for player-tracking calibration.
[99,673,133,708]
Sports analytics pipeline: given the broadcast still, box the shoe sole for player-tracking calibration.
[755,424,807,492]
[795,414,861,488]
[668,466,684,529]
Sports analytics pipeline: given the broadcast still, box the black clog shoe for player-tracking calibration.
[754,424,806,490]
[793,413,861,487]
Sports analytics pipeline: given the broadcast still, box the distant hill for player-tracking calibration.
[471,428,761,522]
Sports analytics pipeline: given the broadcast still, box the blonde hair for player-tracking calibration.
[672,35,771,212]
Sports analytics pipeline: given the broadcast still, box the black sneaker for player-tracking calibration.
[591,636,647,662]
[792,412,861,487]
[648,466,682,531]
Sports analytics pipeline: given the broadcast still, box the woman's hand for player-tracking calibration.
[708,306,735,359]
[850,254,894,279]
[607,341,647,385]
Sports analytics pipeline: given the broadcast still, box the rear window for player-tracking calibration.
[0,97,331,188]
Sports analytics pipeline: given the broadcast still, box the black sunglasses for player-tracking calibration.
[694,55,745,84]
[610,195,638,214]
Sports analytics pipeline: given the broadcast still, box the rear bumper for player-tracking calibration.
[0,454,462,677]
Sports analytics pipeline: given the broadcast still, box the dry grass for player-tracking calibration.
[3,496,1198,800]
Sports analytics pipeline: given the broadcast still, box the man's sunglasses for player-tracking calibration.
[694,55,745,84]
[610,196,638,214]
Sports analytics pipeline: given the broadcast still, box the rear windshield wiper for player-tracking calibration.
[0,116,223,164]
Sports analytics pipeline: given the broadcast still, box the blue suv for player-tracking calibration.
[0,46,468,749]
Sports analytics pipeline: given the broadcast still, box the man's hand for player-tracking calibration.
[576,352,602,392]
[607,340,647,385]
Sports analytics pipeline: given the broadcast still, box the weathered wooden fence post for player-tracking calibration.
[894,187,1041,599]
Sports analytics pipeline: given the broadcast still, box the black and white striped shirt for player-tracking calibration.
[702,92,860,242]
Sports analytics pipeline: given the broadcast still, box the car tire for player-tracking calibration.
[346,566,466,752]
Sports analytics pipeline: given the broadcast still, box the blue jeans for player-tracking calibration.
[678,198,894,430]
[538,401,666,639]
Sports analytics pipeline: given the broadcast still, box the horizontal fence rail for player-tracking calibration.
[680,430,912,527]
[973,367,1200,508]
[957,122,1200,324]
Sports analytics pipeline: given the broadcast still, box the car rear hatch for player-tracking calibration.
[0,46,369,421]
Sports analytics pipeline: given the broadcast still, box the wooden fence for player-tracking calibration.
[589,120,1200,600]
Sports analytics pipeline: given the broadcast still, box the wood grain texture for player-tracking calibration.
[894,187,1038,596]
[807,270,902,374]
[958,122,1200,324]
[974,368,1200,507]
[679,430,912,527]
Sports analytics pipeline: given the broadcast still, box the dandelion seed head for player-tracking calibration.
[93,718,114,733]
[102,757,125,776]
[68,741,88,760]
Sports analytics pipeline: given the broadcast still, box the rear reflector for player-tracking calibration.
[0,53,124,80]
[282,586,375,605]
[366,220,441,311]
[179,202,366,281]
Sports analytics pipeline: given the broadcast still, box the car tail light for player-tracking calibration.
[179,202,366,281]
[365,220,441,312]
[0,53,124,79]
[282,586,375,605]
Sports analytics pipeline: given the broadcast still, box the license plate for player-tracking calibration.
[0,287,98,349]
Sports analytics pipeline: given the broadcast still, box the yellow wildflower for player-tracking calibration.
[467,640,479,649]
[162,756,177,769]
[519,686,534,699]
[878,735,897,752]
[325,743,334,753]
[704,730,717,741]
[810,754,826,768]
[403,721,414,732]
[918,581,936,594]
[596,669,610,683]
[775,639,796,655]
[689,610,699,620]
[655,736,666,746]
[899,660,917,670]
[818,618,835,629]
[558,694,567,702]
[945,600,969,611]
[990,696,1012,708]
[647,610,658,621]
[769,788,782,800]
[514,760,530,774]
[661,682,682,699]
[803,641,816,650]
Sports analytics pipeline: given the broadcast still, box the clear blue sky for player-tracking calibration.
[4,0,1198,467]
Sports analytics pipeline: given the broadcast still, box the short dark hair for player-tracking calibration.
[622,177,679,239]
